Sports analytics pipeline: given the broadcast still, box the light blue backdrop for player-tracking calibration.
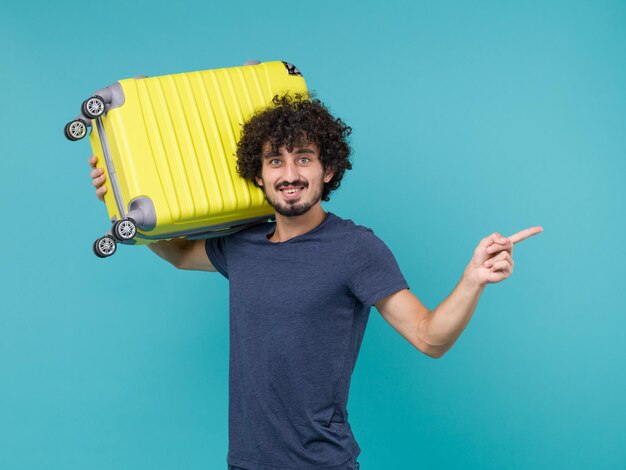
[1,1,624,468]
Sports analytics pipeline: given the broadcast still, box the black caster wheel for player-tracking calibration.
[64,119,88,141]
[82,95,105,119]
[113,218,137,241]
[93,235,117,258]
[282,61,302,76]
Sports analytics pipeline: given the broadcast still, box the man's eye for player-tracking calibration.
[269,159,282,166]
[298,157,310,164]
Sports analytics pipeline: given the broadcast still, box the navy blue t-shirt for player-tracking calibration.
[205,212,408,470]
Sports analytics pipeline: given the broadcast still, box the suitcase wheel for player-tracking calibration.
[82,95,106,119]
[93,235,117,258]
[64,119,88,141]
[113,218,137,241]
[282,61,302,76]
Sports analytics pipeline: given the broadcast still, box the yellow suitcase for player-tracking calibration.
[65,61,307,257]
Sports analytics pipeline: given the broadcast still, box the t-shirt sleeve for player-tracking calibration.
[205,236,229,279]
[348,229,409,306]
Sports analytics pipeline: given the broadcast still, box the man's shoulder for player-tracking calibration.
[326,213,395,259]
[327,212,376,237]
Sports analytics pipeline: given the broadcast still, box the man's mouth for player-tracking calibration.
[278,185,306,200]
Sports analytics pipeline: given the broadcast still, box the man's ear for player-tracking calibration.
[255,176,263,187]
[323,168,334,184]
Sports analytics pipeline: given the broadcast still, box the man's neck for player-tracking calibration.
[269,205,327,243]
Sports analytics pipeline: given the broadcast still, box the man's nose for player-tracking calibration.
[283,160,299,182]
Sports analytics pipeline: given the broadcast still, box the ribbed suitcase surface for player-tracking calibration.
[89,61,307,240]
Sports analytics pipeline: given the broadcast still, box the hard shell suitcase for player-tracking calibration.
[65,60,307,257]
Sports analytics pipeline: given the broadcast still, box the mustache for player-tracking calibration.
[275,180,309,190]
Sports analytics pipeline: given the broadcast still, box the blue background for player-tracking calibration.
[1,1,625,468]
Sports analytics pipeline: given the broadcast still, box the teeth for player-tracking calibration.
[282,187,302,194]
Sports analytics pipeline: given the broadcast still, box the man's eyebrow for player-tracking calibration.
[262,147,316,159]
[262,151,281,159]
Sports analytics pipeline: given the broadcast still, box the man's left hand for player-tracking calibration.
[466,226,543,287]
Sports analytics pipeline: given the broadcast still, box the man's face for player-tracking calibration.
[255,141,334,217]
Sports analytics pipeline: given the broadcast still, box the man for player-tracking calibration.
[89,94,542,470]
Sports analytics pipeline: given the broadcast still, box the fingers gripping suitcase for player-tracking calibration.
[65,60,307,257]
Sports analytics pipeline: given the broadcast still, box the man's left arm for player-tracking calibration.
[375,227,543,359]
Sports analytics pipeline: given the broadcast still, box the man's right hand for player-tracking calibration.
[89,156,107,201]
[88,155,216,271]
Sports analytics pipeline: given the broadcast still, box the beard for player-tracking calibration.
[263,180,324,217]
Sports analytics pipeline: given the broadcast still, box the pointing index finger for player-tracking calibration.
[508,226,543,244]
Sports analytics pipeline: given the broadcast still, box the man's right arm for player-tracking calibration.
[89,155,216,272]
[148,238,217,272]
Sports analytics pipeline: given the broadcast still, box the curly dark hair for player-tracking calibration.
[236,93,352,201]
